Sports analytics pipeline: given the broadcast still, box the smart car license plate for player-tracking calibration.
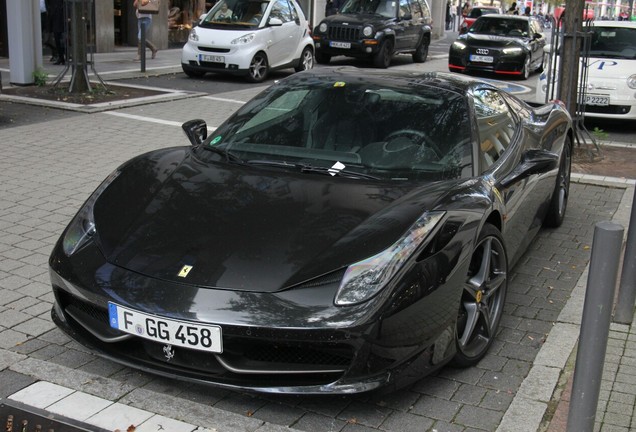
[470,54,494,63]
[199,54,225,63]
[330,41,351,49]
[585,95,610,106]
[108,302,222,353]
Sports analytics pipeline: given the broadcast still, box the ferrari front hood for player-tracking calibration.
[93,151,449,292]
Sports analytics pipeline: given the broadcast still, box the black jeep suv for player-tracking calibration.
[312,0,432,68]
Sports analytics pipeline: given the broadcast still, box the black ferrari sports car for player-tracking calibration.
[49,68,573,394]
[449,14,546,80]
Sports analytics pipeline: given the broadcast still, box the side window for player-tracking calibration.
[271,0,293,22]
[409,0,422,20]
[399,0,411,17]
[288,0,299,21]
[473,89,517,171]
[419,0,431,20]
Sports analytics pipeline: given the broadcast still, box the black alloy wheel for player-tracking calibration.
[544,136,572,228]
[294,47,314,72]
[452,224,508,367]
[520,55,531,80]
[373,39,394,68]
[412,39,429,63]
[315,51,331,64]
[246,52,269,83]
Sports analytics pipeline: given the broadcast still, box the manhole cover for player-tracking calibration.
[1,399,109,432]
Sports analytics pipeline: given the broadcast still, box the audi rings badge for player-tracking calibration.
[476,48,489,55]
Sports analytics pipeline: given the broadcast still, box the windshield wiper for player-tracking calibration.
[203,145,245,164]
[246,160,380,180]
[298,164,381,180]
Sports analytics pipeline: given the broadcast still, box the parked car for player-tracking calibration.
[536,20,636,120]
[459,6,501,34]
[312,0,432,68]
[181,0,314,82]
[449,14,546,80]
[49,69,572,395]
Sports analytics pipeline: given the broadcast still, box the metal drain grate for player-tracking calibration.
[1,400,109,432]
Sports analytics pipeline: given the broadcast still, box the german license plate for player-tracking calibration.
[585,95,610,106]
[199,54,225,63]
[470,54,494,63]
[108,302,222,353]
[330,41,351,49]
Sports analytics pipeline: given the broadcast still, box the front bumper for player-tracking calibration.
[313,37,382,59]
[49,230,469,394]
[449,50,524,76]
[181,41,255,75]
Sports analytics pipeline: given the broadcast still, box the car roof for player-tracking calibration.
[592,20,636,29]
[478,13,531,21]
[291,67,495,94]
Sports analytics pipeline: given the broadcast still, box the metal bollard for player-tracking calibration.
[567,221,624,432]
[614,187,636,324]
[140,21,146,73]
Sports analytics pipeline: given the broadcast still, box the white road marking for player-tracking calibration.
[102,111,218,131]
[202,96,247,104]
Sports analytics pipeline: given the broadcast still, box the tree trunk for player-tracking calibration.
[558,0,586,117]
[69,0,90,93]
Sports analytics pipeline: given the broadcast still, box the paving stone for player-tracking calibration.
[454,404,503,430]
[379,411,434,432]
[253,401,306,426]
[291,412,346,432]
[410,396,461,421]
[0,369,37,398]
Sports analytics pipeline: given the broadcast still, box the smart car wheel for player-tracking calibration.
[412,39,429,63]
[452,224,507,367]
[544,136,572,228]
[294,47,314,72]
[246,52,268,83]
[315,51,331,64]
[373,39,393,68]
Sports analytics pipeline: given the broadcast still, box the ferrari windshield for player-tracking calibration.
[589,26,636,59]
[199,0,270,28]
[470,17,530,37]
[340,0,399,18]
[205,75,473,182]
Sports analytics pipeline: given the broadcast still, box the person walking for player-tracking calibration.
[49,0,65,65]
[133,0,158,61]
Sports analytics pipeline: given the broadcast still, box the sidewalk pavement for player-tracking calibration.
[0,44,635,432]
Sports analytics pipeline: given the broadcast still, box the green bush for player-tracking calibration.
[32,68,48,87]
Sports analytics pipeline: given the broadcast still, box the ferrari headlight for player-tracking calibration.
[363,26,373,37]
[62,170,120,256]
[189,28,199,42]
[319,22,328,33]
[627,74,636,90]
[503,47,523,54]
[231,33,255,44]
[452,41,467,50]
[335,211,445,306]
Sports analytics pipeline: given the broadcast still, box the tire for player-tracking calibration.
[182,65,206,78]
[294,46,314,72]
[246,52,268,83]
[373,39,393,68]
[451,224,508,368]
[412,38,429,63]
[520,55,531,80]
[543,136,572,228]
[315,51,331,65]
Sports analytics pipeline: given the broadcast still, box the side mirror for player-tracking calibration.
[401,13,413,20]
[268,17,283,26]
[182,119,208,146]
[500,149,558,188]
[533,33,543,40]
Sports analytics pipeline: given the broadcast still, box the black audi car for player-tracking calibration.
[449,14,546,80]
[49,68,572,394]
[312,0,432,68]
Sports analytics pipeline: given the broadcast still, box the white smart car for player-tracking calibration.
[182,0,314,82]
[536,20,636,120]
